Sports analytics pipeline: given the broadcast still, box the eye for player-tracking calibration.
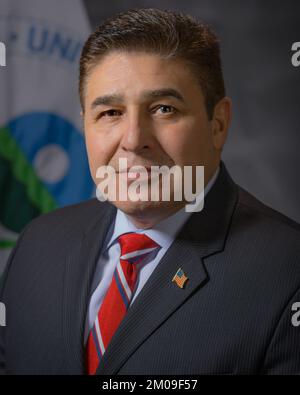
[153,105,177,115]
[98,109,122,119]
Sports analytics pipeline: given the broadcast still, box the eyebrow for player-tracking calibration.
[90,88,185,110]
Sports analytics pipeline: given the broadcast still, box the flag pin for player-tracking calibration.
[172,268,188,289]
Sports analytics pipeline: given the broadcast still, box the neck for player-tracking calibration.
[126,201,187,229]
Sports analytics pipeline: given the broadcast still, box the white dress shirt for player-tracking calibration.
[84,166,220,344]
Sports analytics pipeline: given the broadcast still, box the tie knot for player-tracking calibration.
[118,233,160,263]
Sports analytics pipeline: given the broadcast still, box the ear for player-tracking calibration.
[211,97,232,150]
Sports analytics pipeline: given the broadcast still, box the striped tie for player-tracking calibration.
[85,232,160,375]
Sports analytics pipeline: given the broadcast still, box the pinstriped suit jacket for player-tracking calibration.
[1,162,300,375]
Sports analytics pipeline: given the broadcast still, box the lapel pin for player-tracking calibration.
[172,267,188,289]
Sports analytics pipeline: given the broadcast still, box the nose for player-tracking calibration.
[120,109,154,154]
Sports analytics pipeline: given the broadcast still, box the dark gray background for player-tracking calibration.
[83,0,300,223]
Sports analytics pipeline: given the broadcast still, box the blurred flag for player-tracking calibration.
[0,0,94,275]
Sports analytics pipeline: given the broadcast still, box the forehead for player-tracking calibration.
[84,51,203,102]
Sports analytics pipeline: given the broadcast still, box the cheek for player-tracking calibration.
[157,120,210,166]
[84,128,119,180]
[86,143,116,186]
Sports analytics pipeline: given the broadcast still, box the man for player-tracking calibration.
[1,8,300,375]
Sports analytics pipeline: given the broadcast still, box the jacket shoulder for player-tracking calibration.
[237,186,300,233]
[26,198,113,238]
[233,186,300,274]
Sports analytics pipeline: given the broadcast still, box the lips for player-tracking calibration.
[117,166,155,180]
[121,168,150,179]
[117,166,152,172]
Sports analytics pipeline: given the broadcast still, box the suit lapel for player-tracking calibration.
[62,201,116,374]
[96,162,238,375]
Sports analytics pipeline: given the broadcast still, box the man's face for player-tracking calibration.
[83,51,223,218]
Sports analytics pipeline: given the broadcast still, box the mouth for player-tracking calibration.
[117,166,152,171]
[117,165,157,172]
[117,167,153,180]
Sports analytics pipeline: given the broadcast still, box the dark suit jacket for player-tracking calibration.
[1,162,300,375]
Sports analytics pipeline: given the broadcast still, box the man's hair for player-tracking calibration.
[79,8,225,119]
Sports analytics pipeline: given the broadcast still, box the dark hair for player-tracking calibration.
[79,8,225,119]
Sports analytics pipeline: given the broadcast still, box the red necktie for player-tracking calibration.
[85,232,160,375]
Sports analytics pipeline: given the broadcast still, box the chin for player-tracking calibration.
[111,199,164,216]
[110,198,187,225]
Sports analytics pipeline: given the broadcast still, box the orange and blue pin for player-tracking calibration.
[172,268,188,289]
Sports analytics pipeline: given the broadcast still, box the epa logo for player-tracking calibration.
[0,41,6,67]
